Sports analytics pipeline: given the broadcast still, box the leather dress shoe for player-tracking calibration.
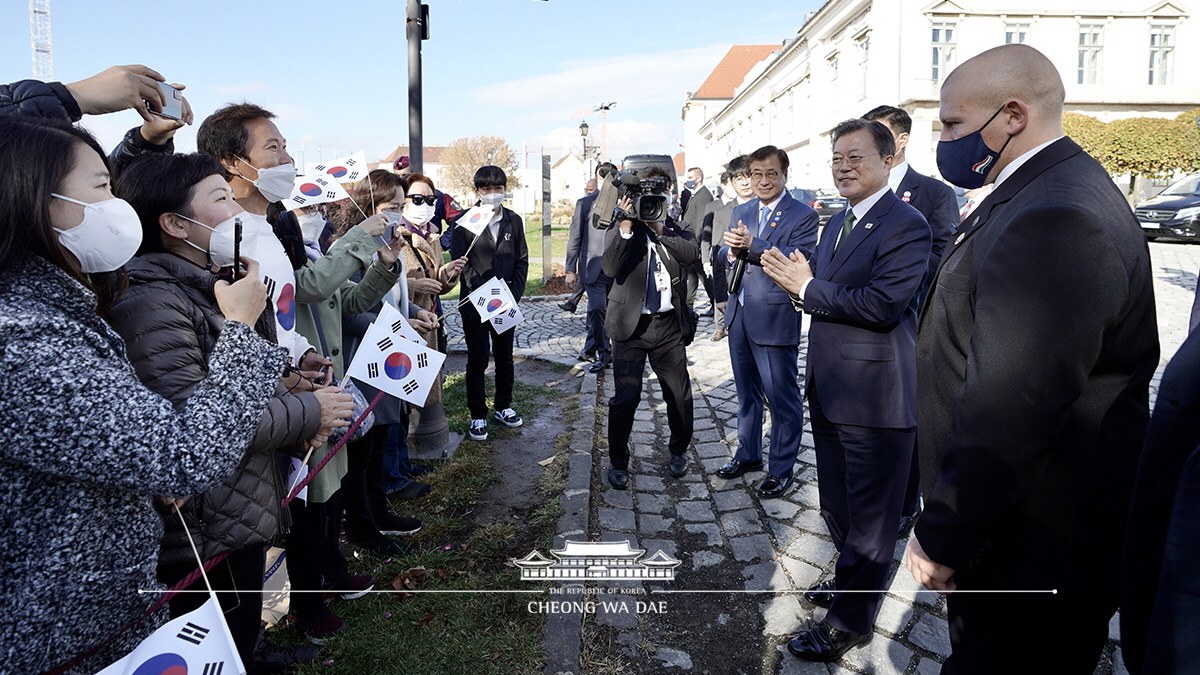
[715,459,763,479]
[699,309,714,318]
[607,467,629,490]
[756,474,793,498]
[804,579,836,608]
[577,351,595,362]
[668,455,687,478]
[710,329,726,341]
[559,302,578,313]
[787,622,872,662]
[587,359,609,373]
[897,507,922,539]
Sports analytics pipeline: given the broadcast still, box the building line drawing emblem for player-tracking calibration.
[514,540,681,581]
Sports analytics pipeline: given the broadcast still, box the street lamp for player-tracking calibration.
[579,121,595,159]
[487,150,494,166]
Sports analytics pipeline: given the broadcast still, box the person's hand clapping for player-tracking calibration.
[723,221,752,259]
[760,247,813,297]
[214,258,267,326]
[65,65,169,121]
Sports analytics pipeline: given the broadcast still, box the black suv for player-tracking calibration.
[1135,174,1200,241]
[790,188,847,224]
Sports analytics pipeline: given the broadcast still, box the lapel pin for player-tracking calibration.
[902,191,912,203]
[955,233,965,245]
[972,216,980,227]
[864,222,874,230]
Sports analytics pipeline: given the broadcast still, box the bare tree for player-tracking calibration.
[439,135,523,198]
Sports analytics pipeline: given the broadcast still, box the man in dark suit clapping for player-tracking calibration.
[762,120,932,662]
[905,45,1158,674]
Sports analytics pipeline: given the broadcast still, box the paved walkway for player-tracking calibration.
[444,242,1199,674]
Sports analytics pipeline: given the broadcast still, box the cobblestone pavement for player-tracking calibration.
[446,242,1200,674]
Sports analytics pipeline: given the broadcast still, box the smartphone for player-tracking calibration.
[232,217,242,279]
[149,82,183,121]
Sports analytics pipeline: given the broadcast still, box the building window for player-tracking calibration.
[1078,24,1103,85]
[1150,25,1175,85]
[858,35,870,99]
[1005,22,1029,44]
[829,54,839,89]
[932,23,956,84]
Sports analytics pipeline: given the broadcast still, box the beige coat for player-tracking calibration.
[400,226,454,404]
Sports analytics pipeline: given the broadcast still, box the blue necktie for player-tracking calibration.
[645,245,661,313]
[738,205,772,306]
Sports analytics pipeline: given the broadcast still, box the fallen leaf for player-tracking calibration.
[418,613,435,625]
[537,456,556,466]
[391,566,431,590]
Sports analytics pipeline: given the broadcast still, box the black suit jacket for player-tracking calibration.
[564,192,608,285]
[601,219,699,342]
[1121,328,1200,673]
[914,138,1159,593]
[683,186,714,261]
[895,165,958,313]
[450,207,529,302]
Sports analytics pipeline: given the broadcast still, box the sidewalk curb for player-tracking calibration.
[542,369,598,675]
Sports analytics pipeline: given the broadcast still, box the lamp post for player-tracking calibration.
[487,150,494,166]
[580,121,596,181]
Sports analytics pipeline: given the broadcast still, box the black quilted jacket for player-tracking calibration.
[107,252,322,564]
[0,78,81,120]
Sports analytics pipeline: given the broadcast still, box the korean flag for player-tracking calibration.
[345,306,446,406]
[466,276,515,322]
[287,173,350,207]
[96,595,243,675]
[305,151,368,184]
[490,303,524,334]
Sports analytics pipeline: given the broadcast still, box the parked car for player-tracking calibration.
[790,188,847,224]
[1135,174,1200,242]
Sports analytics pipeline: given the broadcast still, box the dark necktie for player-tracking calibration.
[645,244,661,313]
[834,210,857,254]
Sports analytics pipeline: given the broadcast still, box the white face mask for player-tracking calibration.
[238,159,295,204]
[406,203,435,226]
[51,194,143,273]
[478,192,505,208]
[296,212,326,243]
[173,212,259,268]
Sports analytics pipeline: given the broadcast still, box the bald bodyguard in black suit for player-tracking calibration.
[904,45,1158,674]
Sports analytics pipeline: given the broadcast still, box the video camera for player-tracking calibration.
[592,170,671,229]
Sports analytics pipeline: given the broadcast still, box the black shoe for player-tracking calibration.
[577,350,595,362]
[699,309,714,318]
[390,481,432,500]
[607,467,629,490]
[403,463,436,478]
[668,455,687,478]
[756,474,793,498]
[348,533,412,555]
[716,459,764,479]
[587,360,609,373]
[321,573,376,601]
[786,622,873,662]
[248,641,320,674]
[804,579,836,609]
[559,302,578,313]
[377,513,423,536]
[897,508,921,539]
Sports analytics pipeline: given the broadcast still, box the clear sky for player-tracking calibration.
[1,1,824,167]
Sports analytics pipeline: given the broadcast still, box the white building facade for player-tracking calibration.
[685,0,1200,192]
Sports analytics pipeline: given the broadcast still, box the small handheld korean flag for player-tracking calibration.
[96,595,244,675]
[288,173,350,207]
[376,302,426,345]
[306,151,368,184]
[490,302,524,334]
[346,306,446,406]
[457,205,494,237]
[466,276,515,321]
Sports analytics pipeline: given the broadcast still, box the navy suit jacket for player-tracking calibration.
[803,189,931,429]
[720,191,819,345]
[895,165,958,313]
[564,192,608,285]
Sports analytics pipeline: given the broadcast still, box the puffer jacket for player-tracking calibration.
[1,254,285,674]
[107,252,322,564]
[0,78,81,120]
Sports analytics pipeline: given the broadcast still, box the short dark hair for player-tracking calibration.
[597,162,617,179]
[687,167,703,179]
[197,103,276,178]
[830,119,896,158]
[473,165,507,189]
[638,165,674,187]
[114,153,224,255]
[748,145,789,174]
[862,105,912,135]
[726,155,751,176]
[719,170,733,184]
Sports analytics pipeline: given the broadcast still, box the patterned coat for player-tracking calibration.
[0,254,286,674]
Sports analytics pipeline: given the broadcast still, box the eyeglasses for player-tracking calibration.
[407,194,437,206]
[828,153,883,169]
[749,170,781,182]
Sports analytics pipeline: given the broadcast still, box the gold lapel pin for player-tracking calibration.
[955,233,965,245]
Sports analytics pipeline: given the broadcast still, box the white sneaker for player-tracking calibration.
[494,408,523,428]
[468,419,488,440]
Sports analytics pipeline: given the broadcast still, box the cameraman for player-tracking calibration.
[601,167,699,490]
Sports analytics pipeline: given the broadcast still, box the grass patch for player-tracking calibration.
[276,369,569,674]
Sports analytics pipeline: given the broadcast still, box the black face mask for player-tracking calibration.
[936,106,1013,189]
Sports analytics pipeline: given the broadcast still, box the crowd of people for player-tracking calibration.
[1,41,1196,675]
[0,65,527,675]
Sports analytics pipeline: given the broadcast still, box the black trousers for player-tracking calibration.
[608,312,693,470]
[582,279,611,362]
[809,385,914,634]
[158,542,267,662]
[285,489,347,623]
[461,303,516,419]
[341,425,393,541]
[684,259,715,308]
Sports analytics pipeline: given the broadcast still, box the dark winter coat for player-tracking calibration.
[0,78,81,120]
[107,252,322,564]
[0,254,286,674]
